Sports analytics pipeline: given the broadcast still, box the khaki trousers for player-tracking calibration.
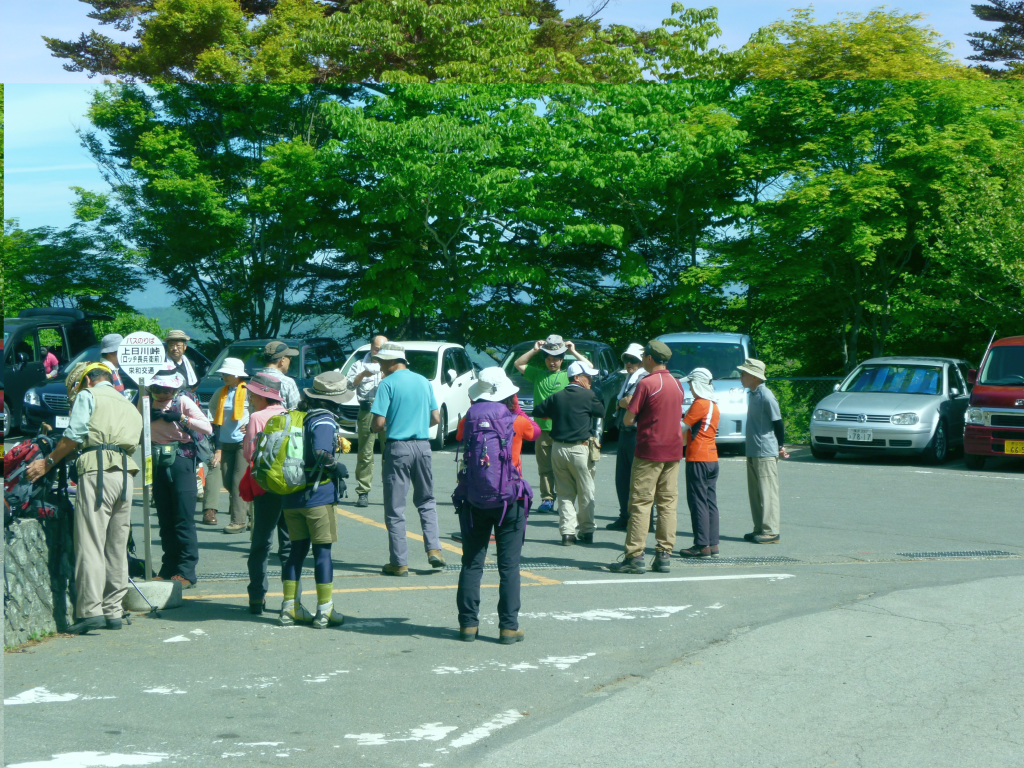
[625,458,679,558]
[535,430,556,501]
[747,456,781,536]
[74,469,132,619]
[203,442,250,525]
[551,442,596,537]
[356,406,383,495]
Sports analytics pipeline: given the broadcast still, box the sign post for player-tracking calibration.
[118,332,165,582]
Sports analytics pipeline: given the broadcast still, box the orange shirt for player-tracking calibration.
[683,397,719,463]
[456,413,539,474]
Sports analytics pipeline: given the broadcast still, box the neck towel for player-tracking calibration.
[213,383,247,426]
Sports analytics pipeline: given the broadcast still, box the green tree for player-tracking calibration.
[968,1,1024,77]
[94,312,170,339]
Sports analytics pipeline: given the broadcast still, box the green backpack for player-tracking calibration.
[253,411,317,495]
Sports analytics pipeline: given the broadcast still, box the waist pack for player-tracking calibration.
[154,442,179,468]
[452,402,530,519]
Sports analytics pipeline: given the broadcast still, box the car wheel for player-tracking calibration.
[431,406,448,451]
[922,419,949,465]
[964,453,986,471]
[810,444,835,460]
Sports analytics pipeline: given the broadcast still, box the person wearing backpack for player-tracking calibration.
[453,368,536,644]
[148,362,213,589]
[276,371,352,629]
[24,363,143,634]
[678,368,722,559]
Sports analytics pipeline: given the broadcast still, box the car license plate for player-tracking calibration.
[847,428,873,442]
[55,416,70,429]
[1006,440,1024,455]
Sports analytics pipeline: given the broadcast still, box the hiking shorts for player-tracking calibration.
[283,504,338,544]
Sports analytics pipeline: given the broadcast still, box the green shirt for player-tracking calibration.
[524,366,570,432]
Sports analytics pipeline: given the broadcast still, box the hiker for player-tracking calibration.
[258,340,302,410]
[370,342,446,576]
[513,335,589,514]
[149,361,213,589]
[201,357,251,533]
[349,334,388,507]
[25,363,143,634]
[610,341,685,575]
[98,334,128,395]
[532,359,606,546]
[738,358,790,544]
[164,330,199,391]
[607,343,649,532]
[678,367,721,559]
[453,367,537,645]
[242,374,290,615]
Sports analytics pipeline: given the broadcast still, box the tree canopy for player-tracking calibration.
[968,0,1024,76]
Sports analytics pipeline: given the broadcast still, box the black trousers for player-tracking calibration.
[615,429,655,526]
[247,492,291,604]
[456,502,524,631]
[685,461,720,547]
[154,453,199,583]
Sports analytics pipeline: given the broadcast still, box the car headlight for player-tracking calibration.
[812,409,836,422]
[24,390,41,406]
[890,412,920,426]
[966,408,984,425]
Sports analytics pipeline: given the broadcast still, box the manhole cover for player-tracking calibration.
[896,550,1017,560]
[676,556,801,566]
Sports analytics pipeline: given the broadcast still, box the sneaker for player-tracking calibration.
[223,522,246,534]
[752,534,780,544]
[356,494,369,508]
[382,563,410,577]
[608,555,646,574]
[679,545,712,559]
[427,550,446,568]
[652,550,672,573]
[537,500,555,514]
[710,545,720,557]
[605,518,628,531]
[249,601,265,615]
[459,626,478,643]
[279,601,314,626]
[312,608,344,629]
[743,532,760,543]
[499,628,524,645]
[561,535,577,546]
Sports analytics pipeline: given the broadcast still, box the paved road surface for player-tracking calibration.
[3,441,1022,767]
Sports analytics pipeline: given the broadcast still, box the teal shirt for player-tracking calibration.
[370,369,438,441]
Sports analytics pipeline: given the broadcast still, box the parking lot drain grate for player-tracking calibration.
[197,569,316,581]
[896,550,1017,560]
[444,561,570,573]
[677,556,801,566]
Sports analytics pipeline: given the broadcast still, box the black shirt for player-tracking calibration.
[533,385,605,443]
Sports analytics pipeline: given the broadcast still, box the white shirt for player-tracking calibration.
[350,352,382,404]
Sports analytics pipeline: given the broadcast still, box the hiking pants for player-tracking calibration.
[551,441,596,537]
[355,405,382,496]
[457,502,525,631]
[624,458,679,558]
[74,469,131,619]
[535,429,556,502]
[154,453,199,584]
[686,461,720,548]
[247,492,291,605]
[382,439,440,567]
[747,456,781,536]
[203,441,250,525]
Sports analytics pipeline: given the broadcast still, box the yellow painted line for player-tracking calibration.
[186,584,504,600]
[521,570,561,586]
[336,506,464,557]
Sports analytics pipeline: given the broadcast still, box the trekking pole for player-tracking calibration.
[127,575,160,617]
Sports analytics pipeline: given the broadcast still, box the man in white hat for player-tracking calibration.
[98,333,129,396]
[370,343,446,576]
[679,368,721,558]
[349,334,388,507]
[607,343,648,531]
[737,357,790,544]
[164,330,199,391]
[532,359,606,545]
[201,357,251,532]
[513,334,589,514]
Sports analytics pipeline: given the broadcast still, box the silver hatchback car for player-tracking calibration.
[810,356,973,463]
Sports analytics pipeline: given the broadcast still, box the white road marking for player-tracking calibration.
[142,688,186,695]
[6,752,168,767]
[5,688,79,705]
[344,724,457,746]
[162,635,189,643]
[516,606,692,621]
[539,653,596,670]
[448,710,524,748]
[562,574,795,585]
[189,629,206,636]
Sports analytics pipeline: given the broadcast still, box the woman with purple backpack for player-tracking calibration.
[453,368,539,644]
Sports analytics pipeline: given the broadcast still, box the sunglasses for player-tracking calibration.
[148,385,176,396]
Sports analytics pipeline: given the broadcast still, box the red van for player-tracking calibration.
[964,335,1024,469]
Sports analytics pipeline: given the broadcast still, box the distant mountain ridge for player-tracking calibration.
[135,306,353,344]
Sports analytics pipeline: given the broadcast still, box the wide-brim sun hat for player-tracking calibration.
[247,373,283,402]
[100,333,124,354]
[540,334,568,357]
[737,357,767,381]
[303,371,353,404]
[568,359,599,378]
[215,357,249,379]
[165,330,190,343]
[150,361,186,390]
[621,342,645,364]
[682,367,717,400]
[372,342,408,363]
[470,367,519,402]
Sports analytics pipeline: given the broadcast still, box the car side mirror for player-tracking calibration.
[447,368,458,385]
[967,368,977,384]
[950,387,960,397]
[833,383,841,392]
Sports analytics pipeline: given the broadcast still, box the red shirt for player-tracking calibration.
[683,397,719,463]
[457,412,539,475]
[627,369,685,463]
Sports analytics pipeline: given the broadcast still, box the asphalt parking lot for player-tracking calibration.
[4,438,1023,767]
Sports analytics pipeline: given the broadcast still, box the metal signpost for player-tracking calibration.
[118,332,165,581]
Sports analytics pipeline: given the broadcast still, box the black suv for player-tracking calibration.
[195,337,348,408]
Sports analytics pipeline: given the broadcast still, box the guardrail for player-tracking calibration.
[767,377,844,445]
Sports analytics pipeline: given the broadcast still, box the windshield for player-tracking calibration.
[341,348,439,381]
[663,342,745,380]
[979,346,1024,386]
[207,346,279,379]
[500,342,597,376]
[842,364,943,395]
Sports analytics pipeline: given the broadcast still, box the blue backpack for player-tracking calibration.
[452,401,531,522]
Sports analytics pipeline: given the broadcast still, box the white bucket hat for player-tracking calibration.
[372,342,408,363]
[620,343,645,364]
[568,359,599,379]
[215,357,249,379]
[469,367,519,402]
[682,367,716,400]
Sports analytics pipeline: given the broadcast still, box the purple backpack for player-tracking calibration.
[453,401,531,521]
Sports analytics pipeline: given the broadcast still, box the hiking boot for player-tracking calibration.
[104,616,123,630]
[537,500,556,514]
[710,545,720,557]
[459,626,478,643]
[605,518,628,531]
[202,509,218,525]
[561,535,577,546]
[382,563,410,577]
[608,555,646,574]
[356,493,369,508]
[652,550,672,573]
[65,616,105,635]
[223,522,246,534]
[170,574,194,589]
[499,629,524,645]
[743,532,760,543]
[577,532,594,544]
[427,550,446,568]
[679,545,712,559]
[752,534,780,544]
[312,608,344,629]
[249,601,265,615]
[279,601,314,626]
